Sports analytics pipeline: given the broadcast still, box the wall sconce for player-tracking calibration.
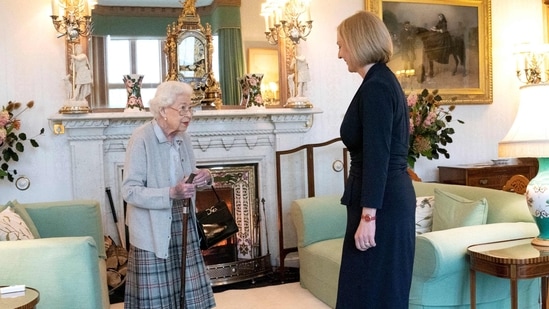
[50,0,93,43]
[260,0,313,108]
[514,43,549,84]
[261,0,312,45]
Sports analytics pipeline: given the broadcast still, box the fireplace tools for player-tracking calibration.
[180,173,196,307]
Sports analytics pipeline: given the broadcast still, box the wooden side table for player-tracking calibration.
[0,286,39,309]
[438,161,537,190]
[468,238,549,309]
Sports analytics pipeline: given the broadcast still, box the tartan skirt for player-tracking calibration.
[124,200,215,309]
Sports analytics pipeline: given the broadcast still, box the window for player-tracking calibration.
[102,37,166,108]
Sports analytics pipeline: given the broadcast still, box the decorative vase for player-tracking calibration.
[123,74,144,111]
[526,158,549,247]
[238,73,264,108]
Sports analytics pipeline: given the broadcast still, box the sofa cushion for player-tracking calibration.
[412,181,533,224]
[299,238,342,308]
[22,200,106,258]
[0,200,41,239]
[291,195,345,248]
[415,196,434,235]
[432,189,488,231]
[0,207,35,240]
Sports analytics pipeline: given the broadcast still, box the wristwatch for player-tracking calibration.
[361,214,376,222]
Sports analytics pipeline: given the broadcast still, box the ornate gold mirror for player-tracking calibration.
[165,0,221,106]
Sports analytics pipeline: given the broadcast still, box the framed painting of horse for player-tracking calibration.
[365,0,493,104]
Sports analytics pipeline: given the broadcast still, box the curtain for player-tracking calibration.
[90,36,107,109]
[218,28,245,105]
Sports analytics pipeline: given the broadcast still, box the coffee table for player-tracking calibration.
[0,286,39,309]
[468,237,549,309]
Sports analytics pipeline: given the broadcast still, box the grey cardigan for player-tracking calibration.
[122,120,197,258]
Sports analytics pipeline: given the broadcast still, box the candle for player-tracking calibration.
[270,82,279,100]
[264,15,269,32]
[261,3,270,32]
[515,53,520,73]
[51,0,59,16]
[83,0,89,16]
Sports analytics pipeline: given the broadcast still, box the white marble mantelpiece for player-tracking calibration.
[48,107,321,264]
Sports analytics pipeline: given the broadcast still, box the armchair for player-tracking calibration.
[0,200,109,309]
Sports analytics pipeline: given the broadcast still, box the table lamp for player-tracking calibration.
[499,83,549,246]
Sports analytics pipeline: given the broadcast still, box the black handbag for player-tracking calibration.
[196,186,239,250]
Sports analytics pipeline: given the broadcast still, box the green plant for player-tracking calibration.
[0,101,44,182]
[407,89,463,169]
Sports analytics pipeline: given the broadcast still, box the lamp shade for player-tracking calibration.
[498,83,549,158]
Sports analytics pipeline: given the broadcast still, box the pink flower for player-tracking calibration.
[0,128,6,144]
[254,94,263,104]
[407,92,417,107]
[0,110,9,127]
[248,77,258,87]
[422,111,437,127]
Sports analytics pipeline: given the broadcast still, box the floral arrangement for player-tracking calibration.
[407,89,463,169]
[0,101,44,182]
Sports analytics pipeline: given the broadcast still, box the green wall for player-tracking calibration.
[92,6,240,37]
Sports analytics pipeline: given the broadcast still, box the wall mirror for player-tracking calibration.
[85,0,248,111]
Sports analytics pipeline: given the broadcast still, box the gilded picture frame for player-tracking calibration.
[365,0,492,104]
[542,0,549,43]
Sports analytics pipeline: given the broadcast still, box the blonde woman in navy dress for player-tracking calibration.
[122,81,215,308]
[335,11,416,308]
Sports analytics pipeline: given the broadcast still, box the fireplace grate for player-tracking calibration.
[198,164,272,286]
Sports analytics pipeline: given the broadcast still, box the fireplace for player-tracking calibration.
[48,108,320,281]
[196,164,271,285]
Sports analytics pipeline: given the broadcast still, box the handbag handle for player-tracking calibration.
[210,185,222,202]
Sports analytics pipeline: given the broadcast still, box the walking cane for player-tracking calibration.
[180,173,196,307]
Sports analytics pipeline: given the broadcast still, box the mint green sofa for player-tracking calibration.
[0,200,109,309]
[290,181,541,308]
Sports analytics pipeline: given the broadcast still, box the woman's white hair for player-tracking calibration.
[149,81,193,118]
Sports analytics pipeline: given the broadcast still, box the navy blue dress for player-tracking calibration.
[336,63,416,308]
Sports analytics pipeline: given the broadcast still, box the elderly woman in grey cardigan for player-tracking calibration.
[122,81,215,309]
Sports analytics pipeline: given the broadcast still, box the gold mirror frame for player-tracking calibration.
[165,1,222,106]
[544,1,549,42]
[76,1,235,111]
